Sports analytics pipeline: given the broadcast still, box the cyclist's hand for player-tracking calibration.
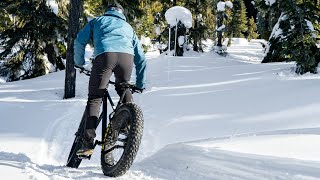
[134,87,145,94]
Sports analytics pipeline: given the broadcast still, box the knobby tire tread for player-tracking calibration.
[101,103,144,177]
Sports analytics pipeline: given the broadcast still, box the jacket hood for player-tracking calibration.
[104,9,126,21]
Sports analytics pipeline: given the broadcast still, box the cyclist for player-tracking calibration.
[73,3,147,156]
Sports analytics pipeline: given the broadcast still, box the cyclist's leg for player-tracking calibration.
[113,53,134,103]
[84,53,118,140]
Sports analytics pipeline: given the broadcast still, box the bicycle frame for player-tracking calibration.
[94,82,130,148]
[74,67,140,149]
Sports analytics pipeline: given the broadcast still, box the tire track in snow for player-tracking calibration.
[0,151,156,180]
[39,101,86,165]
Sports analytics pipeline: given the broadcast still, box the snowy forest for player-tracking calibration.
[0,0,319,84]
[1,0,320,179]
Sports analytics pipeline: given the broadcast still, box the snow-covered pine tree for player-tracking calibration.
[247,17,259,42]
[227,0,248,46]
[0,0,67,82]
[184,0,216,52]
[254,0,281,40]
[215,1,233,55]
[135,1,163,51]
[262,0,320,74]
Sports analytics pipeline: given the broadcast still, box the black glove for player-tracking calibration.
[75,65,85,72]
[135,87,145,93]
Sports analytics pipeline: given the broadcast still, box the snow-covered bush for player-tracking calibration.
[165,6,192,56]
[215,1,233,55]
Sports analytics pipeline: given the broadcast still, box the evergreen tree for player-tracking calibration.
[102,0,143,23]
[254,0,281,40]
[227,0,248,46]
[185,0,215,52]
[247,17,259,42]
[244,0,257,21]
[135,1,163,42]
[0,9,12,33]
[215,1,233,55]
[0,0,67,82]
[262,0,320,74]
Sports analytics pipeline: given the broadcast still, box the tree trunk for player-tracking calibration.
[217,12,223,47]
[64,0,82,99]
[193,0,200,51]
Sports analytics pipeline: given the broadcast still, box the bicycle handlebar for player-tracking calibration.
[75,65,143,93]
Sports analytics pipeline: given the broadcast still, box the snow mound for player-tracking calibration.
[0,77,6,83]
[165,6,192,28]
[232,38,249,46]
[277,67,320,80]
[138,142,320,179]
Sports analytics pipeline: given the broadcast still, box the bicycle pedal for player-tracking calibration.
[76,149,94,157]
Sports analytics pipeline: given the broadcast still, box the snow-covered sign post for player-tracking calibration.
[165,6,192,56]
[215,1,232,56]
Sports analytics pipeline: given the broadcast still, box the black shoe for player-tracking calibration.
[76,137,94,157]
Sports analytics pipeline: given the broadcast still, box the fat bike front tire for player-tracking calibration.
[101,103,144,177]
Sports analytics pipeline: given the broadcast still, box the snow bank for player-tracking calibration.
[0,77,6,83]
[231,38,249,46]
[277,67,320,80]
[138,142,320,179]
[165,6,192,28]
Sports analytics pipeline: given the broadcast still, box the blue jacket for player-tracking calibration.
[74,9,147,89]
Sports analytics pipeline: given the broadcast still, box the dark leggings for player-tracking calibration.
[84,52,134,139]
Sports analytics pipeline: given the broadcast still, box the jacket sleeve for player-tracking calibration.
[74,20,94,66]
[132,32,147,89]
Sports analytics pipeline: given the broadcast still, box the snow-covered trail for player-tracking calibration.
[1,39,320,179]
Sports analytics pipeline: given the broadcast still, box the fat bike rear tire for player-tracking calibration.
[101,103,144,177]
